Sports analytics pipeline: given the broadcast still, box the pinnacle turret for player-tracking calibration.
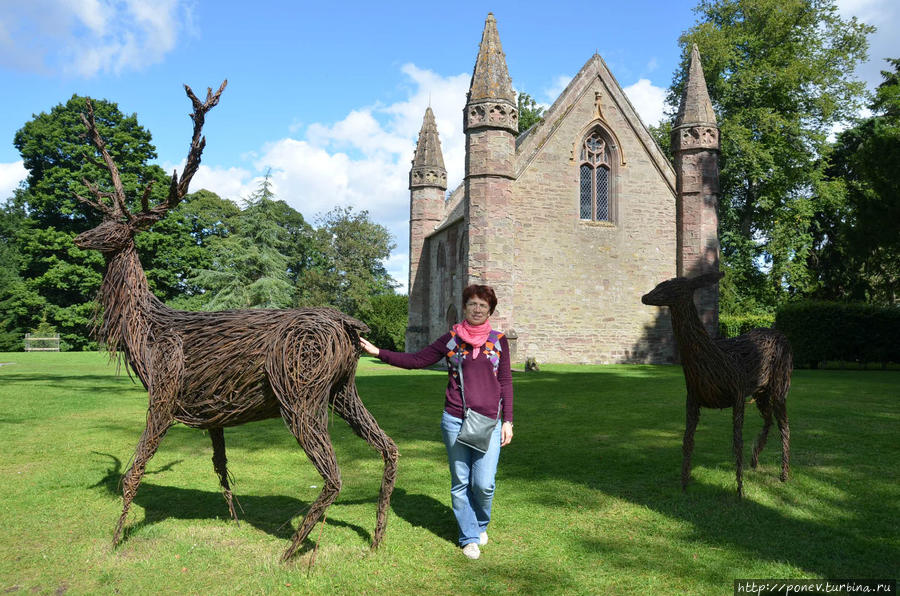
[410,107,447,190]
[675,44,717,128]
[468,13,515,103]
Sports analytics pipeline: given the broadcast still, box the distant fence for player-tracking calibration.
[24,333,60,352]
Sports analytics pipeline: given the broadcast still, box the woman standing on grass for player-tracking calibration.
[359,284,513,560]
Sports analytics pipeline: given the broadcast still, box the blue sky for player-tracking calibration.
[1,0,896,292]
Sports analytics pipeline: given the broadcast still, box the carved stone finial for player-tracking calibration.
[468,13,515,103]
[465,13,518,134]
[672,44,719,152]
[410,107,447,190]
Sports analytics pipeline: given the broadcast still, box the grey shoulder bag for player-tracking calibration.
[455,357,500,453]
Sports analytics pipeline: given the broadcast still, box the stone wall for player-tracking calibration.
[424,220,467,341]
[509,76,677,364]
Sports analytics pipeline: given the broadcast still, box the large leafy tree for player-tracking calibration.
[666,0,873,312]
[6,95,227,348]
[187,175,315,310]
[813,58,900,304]
[298,206,396,319]
[8,96,171,348]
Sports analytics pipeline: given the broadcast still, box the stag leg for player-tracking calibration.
[113,335,182,548]
[113,404,173,547]
[732,398,745,498]
[279,410,342,562]
[751,395,773,470]
[210,427,239,522]
[774,398,790,482]
[682,396,700,492]
[332,380,399,549]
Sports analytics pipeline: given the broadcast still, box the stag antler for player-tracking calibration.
[74,99,133,219]
[75,80,227,226]
[131,80,227,228]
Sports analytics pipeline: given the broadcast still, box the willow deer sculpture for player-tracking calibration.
[641,271,791,497]
[73,82,398,561]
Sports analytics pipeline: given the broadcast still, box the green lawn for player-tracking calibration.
[0,353,897,595]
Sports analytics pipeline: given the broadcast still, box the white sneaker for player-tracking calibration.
[479,532,488,546]
[462,543,480,559]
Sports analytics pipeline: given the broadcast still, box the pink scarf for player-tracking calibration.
[453,320,493,359]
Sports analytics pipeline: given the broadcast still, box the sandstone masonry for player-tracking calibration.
[406,14,720,364]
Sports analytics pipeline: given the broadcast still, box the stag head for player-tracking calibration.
[73,81,227,254]
[641,271,725,306]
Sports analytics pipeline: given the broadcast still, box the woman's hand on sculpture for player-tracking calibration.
[359,337,380,357]
[501,421,513,446]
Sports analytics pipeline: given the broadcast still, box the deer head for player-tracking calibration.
[641,271,724,306]
[73,81,227,254]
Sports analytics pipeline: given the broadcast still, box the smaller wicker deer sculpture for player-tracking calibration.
[641,271,791,497]
[73,82,398,561]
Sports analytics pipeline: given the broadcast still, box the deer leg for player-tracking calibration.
[751,396,773,469]
[210,427,238,522]
[682,396,700,492]
[332,380,399,549]
[774,398,790,482]
[733,398,745,498]
[112,404,173,547]
[113,334,182,548]
[280,410,342,562]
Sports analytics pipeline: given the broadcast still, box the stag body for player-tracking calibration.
[642,272,791,497]
[74,83,398,561]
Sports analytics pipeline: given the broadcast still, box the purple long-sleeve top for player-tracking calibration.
[377,332,513,423]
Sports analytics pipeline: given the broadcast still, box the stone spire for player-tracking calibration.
[409,107,447,190]
[671,43,721,338]
[464,13,518,134]
[468,13,515,104]
[406,107,447,351]
[674,44,718,131]
[463,13,517,338]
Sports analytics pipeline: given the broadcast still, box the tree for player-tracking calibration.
[187,175,304,310]
[517,92,545,134]
[813,58,900,304]
[667,0,873,312]
[366,294,408,352]
[298,206,397,319]
[8,95,178,348]
[152,189,242,310]
[0,200,40,350]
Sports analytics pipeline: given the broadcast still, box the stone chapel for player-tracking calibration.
[406,13,721,364]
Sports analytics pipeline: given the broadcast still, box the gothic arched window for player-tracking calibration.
[578,130,615,222]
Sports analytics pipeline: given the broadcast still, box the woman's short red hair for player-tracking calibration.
[462,284,498,315]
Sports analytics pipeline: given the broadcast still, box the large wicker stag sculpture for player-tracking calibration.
[73,82,399,561]
[641,271,791,497]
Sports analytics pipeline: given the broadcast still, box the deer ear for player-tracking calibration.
[689,270,725,289]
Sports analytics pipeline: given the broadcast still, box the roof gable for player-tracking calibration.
[515,54,675,194]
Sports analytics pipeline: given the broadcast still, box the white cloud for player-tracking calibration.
[623,78,667,127]
[543,75,573,104]
[0,161,27,200]
[0,0,192,77]
[191,64,471,294]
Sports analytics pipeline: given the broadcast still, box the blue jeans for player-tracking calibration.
[440,410,502,546]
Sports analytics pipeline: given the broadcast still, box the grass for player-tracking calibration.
[0,352,897,595]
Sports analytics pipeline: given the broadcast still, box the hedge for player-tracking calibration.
[774,301,900,368]
[719,313,775,338]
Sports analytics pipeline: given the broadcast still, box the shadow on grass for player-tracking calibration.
[389,488,457,545]
[0,373,140,393]
[356,368,900,580]
[33,359,898,580]
[89,452,374,550]
[494,368,899,580]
